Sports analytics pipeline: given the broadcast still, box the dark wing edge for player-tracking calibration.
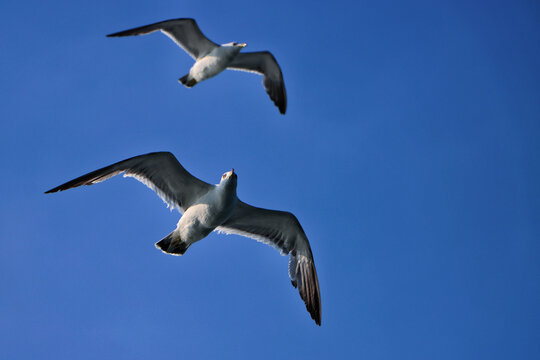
[107,18,217,59]
[290,252,322,326]
[216,201,321,325]
[44,152,212,212]
[227,51,287,114]
[106,18,181,37]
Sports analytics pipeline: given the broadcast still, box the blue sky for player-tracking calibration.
[1,0,539,358]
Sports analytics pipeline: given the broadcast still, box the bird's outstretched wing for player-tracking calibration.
[227,52,287,114]
[45,152,213,213]
[216,201,320,325]
[107,18,218,60]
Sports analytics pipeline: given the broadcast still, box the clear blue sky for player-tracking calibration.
[1,0,539,359]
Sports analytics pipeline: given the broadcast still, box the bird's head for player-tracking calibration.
[219,168,238,187]
[224,42,247,49]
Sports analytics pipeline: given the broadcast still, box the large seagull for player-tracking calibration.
[107,18,287,114]
[45,152,320,325]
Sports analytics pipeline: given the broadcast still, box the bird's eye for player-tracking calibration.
[232,42,237,46]
[222,174,226,179]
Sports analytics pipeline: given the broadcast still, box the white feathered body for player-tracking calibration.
[175,181,237,244]
[188,46,241,82]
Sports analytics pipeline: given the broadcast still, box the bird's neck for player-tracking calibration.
[216,181,237,199]
[215,46,241,59]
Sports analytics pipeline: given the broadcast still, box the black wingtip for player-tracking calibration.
[106,29,133,38]
[312,307,322,326]
[45,183,68,194]
[296,258,321,326]
[279,92,287,114]
[106,31,125,38]
[311,303,322,326]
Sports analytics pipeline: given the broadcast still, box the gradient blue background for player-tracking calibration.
[1,0,539,358]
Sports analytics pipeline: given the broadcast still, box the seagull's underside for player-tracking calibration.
[45,152,320,325]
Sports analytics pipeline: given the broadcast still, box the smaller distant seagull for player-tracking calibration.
[46,152,320,324]
[107,18,287,114]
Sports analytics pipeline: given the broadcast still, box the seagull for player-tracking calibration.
[107,18,287,114]
[45,152,320,325]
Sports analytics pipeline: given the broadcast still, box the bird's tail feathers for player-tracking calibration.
[179,74,197,88]
[155,232,190,256]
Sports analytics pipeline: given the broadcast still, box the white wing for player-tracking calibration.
[227,52,287,114]
[45,152,213,213]
[216,200,320,325]
[107,18,218,60]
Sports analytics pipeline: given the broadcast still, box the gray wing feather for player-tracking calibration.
[216,201,321,325]
[227,52,287,114]
[45,152,213,213]
[107,18,218,60]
